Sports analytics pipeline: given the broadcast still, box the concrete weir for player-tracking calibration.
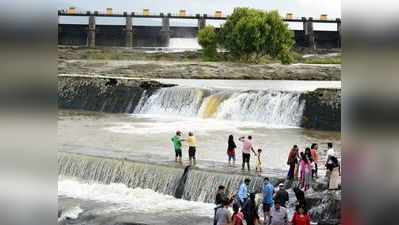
[58,151,285,203]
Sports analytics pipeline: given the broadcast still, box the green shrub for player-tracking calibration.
[197,26,218,60]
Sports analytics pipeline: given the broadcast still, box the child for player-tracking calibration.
[231,202,245,225]
[256,149,262,173]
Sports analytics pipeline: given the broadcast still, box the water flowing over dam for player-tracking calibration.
[58,152,282,203]
[134,86,305,127]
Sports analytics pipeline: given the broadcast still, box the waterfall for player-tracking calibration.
[134,87,305,127]
[134,86,209,116]
[58,152,283,203]
[59,152,184,196]
[181,169,265,202]
[214,91,305,127]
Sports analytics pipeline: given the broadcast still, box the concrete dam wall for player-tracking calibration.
[58,24,340,49]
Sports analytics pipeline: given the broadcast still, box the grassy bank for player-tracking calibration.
[58,46,341,65]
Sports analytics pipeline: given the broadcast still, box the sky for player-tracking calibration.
[57,0,341,30]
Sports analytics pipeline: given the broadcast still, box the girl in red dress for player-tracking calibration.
[291,205,311,225]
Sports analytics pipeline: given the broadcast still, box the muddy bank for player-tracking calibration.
[59,59,340,81]
[58,75,173,113]
[301,88,341,131]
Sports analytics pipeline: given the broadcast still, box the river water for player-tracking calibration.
[58,79,341,224]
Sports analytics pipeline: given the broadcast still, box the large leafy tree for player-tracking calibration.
[218,8,295,64]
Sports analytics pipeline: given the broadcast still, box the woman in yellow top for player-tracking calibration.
[187,132,197,166]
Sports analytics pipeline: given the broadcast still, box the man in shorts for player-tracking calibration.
[187,131,197,166]
[262,177,274,225]
[171,131,184,164]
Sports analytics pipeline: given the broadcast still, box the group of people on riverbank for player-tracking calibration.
[214,177,311,225]
[287,142,341,191]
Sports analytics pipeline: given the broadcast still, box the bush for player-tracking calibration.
[197,26,218,60]
[219,8,295,64]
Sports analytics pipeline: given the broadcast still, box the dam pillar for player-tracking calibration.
[198,15,206,30]
[125,13,133,47]
[336,18,341,48]
[88,14,96,48]
[303,17,315,50]
[160,13,170,46]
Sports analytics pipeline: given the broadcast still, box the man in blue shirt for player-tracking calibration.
[262,177,274,225]
[238,178,251,206]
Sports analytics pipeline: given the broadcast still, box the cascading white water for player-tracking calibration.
[134,87,305,127]
[58,152,272,203]
[134,86,209,116]
[215,91,305,127]
[168,38,202,50]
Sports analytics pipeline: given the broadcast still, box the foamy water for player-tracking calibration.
[58,178,215,217]
[168,38,201,50]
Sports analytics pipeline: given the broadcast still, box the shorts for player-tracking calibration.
[189,146,196,159]
[228,155,236,161]
[263,203,272,212]
[242,153,250,163]
[175,149,182,158]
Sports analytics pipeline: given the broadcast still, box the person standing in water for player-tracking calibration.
[171,131,185,164]
[187,131,197,166]
[287,145,299,180]
[239,136,257,171]
[310,143,319,178]
[300,151,312,191]
[227,135,237,166]
[256,149,263,173]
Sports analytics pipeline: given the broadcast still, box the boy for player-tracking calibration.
[256,149,263,173]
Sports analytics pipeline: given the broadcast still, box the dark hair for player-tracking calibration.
[300,152,308,163]
[311,143,317,149]
[228,135,236,149]
[293,145,298,149]
[233,202,240,213]
[222,197,230,206]
[218,185,225,190]
[305,148,312,161]
[249,192,256,200]
[328,142,333,148]
[258,149,262,152]
[244,178,251,183]
[295,204,307,213]
[248,136,252,139]
[264,177,269,181]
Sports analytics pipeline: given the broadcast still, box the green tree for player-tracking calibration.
[197,25,218,60]
[219,8,294,64]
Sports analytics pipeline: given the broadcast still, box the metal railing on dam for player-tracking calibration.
[58,10,341,49]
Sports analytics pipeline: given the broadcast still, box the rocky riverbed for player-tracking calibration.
[58,47,341,81]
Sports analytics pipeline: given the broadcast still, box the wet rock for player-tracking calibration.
[301,88,341,131]
[308,190,341,225]
[58,75,173,113]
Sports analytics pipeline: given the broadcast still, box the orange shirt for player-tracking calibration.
[310,149,319,163]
